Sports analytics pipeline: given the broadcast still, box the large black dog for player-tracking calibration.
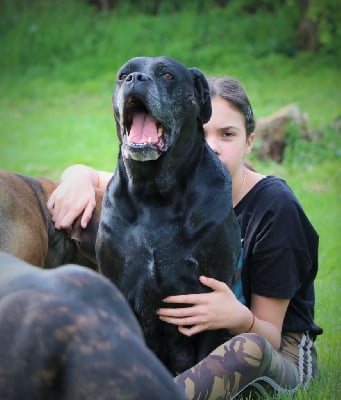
[96,56,241,375]
[0,252,185,400]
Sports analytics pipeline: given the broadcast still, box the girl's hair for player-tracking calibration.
[207,77,255,136]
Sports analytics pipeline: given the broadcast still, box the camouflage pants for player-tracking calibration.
[174,332,317,399]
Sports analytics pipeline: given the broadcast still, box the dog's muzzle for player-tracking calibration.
[121,96,168,162]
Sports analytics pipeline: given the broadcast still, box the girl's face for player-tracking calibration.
[204,97,254,179]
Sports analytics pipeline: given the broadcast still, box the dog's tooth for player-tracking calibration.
[148,136,152,144]
[157,126,164,137]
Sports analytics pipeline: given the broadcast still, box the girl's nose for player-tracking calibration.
[205,136,220,156]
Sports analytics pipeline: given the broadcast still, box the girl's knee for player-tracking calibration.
[230,333,274,366]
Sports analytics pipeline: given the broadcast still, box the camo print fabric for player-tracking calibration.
[174,332,317,399]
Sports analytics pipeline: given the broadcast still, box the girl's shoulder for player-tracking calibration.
[241,175,298,209]
[236,174,318,237]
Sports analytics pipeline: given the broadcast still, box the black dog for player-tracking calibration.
[96,56,241,374]
[0,252,185,400]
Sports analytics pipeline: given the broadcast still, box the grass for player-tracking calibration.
[0,2,340,398]
[0,79,117,177]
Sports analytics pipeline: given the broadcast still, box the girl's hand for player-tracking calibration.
[47,165,97,230]
[157,276,251,336]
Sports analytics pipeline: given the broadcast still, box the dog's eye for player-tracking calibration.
[119,73,128,81]
[163,73,174,80]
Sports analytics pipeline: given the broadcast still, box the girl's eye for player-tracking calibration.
[222,130,234,137]
[163,73,174,80]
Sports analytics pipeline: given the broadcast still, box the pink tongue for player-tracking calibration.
[129,112,159,145]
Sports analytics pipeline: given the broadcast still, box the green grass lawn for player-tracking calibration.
[1,2,340,398]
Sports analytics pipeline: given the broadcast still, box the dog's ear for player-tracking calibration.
[189,67,212,124]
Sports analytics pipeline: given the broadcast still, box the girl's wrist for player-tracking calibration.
[89,168,100,187]
[61,165,97,187]
[229,307,255,335]
[246,312,255,332]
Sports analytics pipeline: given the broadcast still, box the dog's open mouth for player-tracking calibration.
[123,97,166,158]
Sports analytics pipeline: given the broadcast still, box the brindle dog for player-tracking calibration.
[0,252,185,400]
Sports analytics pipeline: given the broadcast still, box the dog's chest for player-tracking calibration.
[101,197,208,283]
[114,206,188,261]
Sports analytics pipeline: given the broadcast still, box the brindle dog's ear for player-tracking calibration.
[189,67,212,124]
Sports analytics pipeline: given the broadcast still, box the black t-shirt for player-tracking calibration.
[233,176,323,337]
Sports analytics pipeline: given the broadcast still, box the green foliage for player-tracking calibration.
[0,0,317,77]
[305,0,341,54]
[1,0,98,75]
[284,120,341,165]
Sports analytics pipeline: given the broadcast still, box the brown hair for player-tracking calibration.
[207,77,255,137]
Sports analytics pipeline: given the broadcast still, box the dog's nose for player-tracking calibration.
[126,72,150,83]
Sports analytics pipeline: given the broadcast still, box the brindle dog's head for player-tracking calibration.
[113,56,211,162]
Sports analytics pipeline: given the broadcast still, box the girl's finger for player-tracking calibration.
[199,275,228,292]
[46,195,54,210]
[158,305,200,318]
[81,202,95,228]
[178,324,204,337]
[162,293,204,304]
[159,315,199,325]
